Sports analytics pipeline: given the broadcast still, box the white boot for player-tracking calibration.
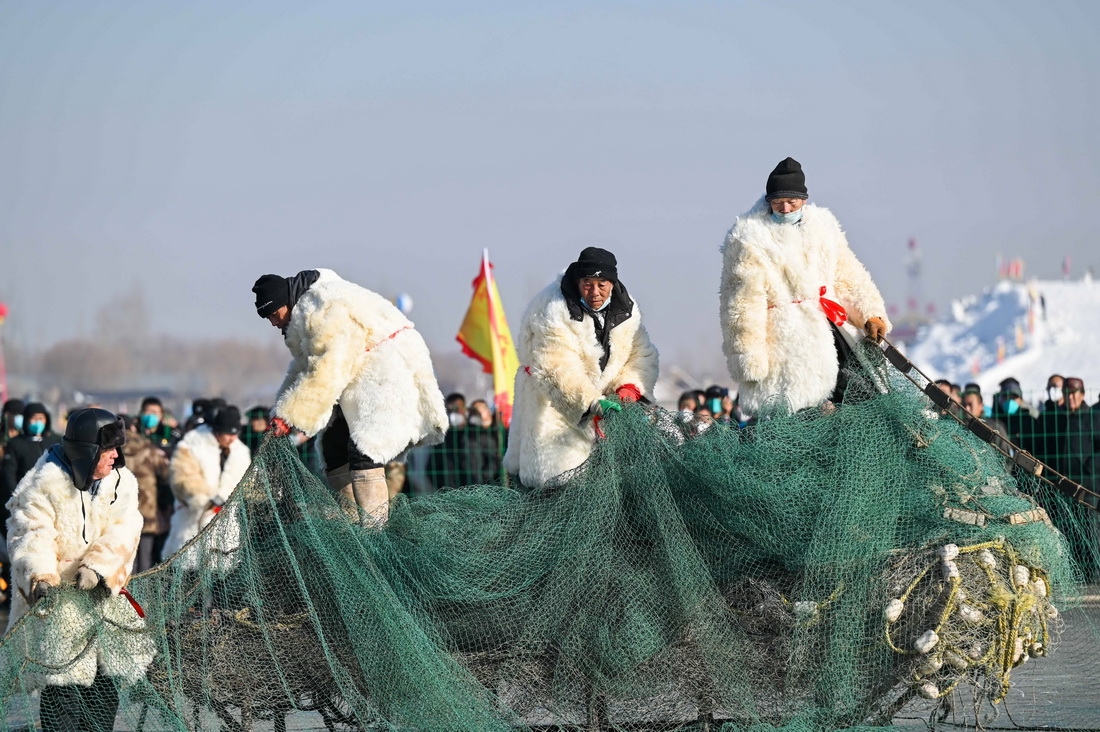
[351,467,390,528]
[326,464,358,522]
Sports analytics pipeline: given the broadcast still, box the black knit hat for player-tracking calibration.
[210,406,242,436]
[252,274,290,318]
[567,247,618,282]
[765,157,808,202]
[246,405,271,421]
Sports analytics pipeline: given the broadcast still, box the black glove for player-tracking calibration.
[32,579,55,603]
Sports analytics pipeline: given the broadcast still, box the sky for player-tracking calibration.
[2,0,1098,380]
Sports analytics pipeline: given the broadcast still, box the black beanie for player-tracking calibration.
[568,247,618,281]
[765,157,808,201]
[253,274,290,318]
[210,406,242,436]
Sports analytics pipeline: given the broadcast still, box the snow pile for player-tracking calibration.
[906,277,1100,399]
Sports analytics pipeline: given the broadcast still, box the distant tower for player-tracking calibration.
[903,238,922,318]
[890,238,932,345]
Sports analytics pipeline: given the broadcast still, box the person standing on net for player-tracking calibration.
[719,157,891,416]
[253,269,448,525]
[504,247,659,488]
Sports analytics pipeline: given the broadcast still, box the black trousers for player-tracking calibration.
[40,673,119,732]
[827,321,854,404]
[321,406,382,472]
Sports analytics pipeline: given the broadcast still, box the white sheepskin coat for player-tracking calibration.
[274,269,447,463]
[719,199,891,415]
[162,425,251,558]
[5,453,153,688]
[503,277,659,488]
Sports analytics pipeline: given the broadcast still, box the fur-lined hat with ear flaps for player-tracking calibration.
[63,407,127,491]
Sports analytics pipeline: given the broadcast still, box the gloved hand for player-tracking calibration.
[268,416,292,437]
[76,567,103,591]
[591,399,623,418]
[864,317,887,343]
[32,579,55,603]
[614,383,642,403]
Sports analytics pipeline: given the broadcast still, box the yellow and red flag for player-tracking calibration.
[456,250,519,427]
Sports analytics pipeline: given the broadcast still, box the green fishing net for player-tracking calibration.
[2,343,1098,731]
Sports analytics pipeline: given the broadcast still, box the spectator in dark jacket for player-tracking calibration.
[242,406,271,456]
[1,402,61,520]
[1041,374,1065,414]
[464,400,504,485]
[990,377,1037,453]
[138,396,182,454]
[0,398,25,457]
[426,393,469,489]
[1035,376,1100,580]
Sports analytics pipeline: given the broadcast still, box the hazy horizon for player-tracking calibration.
[3,1,1098,379]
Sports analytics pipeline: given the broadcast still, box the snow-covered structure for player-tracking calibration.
[905,277,1100,399]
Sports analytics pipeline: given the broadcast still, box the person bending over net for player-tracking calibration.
[253,269,448,525]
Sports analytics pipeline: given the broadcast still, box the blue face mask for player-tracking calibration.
[580,297,611,313]
[708,398,723,414]
[771,209,803,225]
[28,421,46,437]
[140,413,161,431]
[12,415,23,431]
[1003,399,1020,416]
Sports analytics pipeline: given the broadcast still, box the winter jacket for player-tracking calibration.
[162,426,251,557]
[464,425,504,486]
[1035,406,1100,499]
[1,432,61,527]
[720,199,890,415]
[504,276,658,487]
[990,400,1039,455]
[141,422,182,455]
[4,447,152,688]
[121,430,169,534]
[425,425,504,488]
[274,269,448,464]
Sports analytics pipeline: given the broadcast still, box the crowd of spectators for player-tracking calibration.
[0,396,298,590]
[934,373,1100,579]
[675,385,751,435]
[412,393,507,493]
[3,373,1097,580]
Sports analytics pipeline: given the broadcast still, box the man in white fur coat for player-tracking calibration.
[504,247,659,488]
[720,157,891,417]
[253,269,447,524]
[162,406,251,558]
[5,407,152,730]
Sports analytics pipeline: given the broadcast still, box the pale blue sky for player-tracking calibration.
[2,1,1097,373]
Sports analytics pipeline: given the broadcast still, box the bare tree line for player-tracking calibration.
[5,291,288,409]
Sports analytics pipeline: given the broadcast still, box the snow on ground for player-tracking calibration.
[905,276,1100,401]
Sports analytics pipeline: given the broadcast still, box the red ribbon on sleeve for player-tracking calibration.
[818,286,847,327]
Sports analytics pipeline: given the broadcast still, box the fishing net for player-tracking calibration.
[1,342,1098,731]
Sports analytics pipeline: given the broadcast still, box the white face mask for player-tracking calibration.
[448,412,466,428]
[771,209,803,225]
[679,410,695,422]
[1048,386,1063,402]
